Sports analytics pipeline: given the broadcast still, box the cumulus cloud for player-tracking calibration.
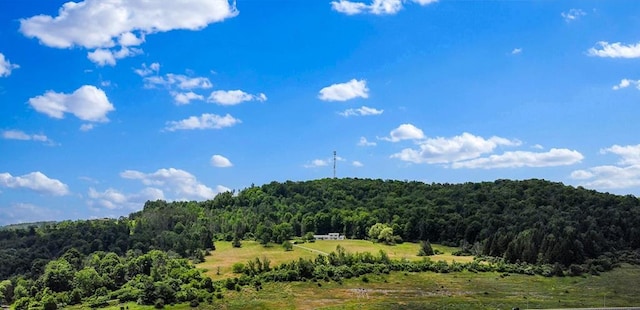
[20,0,238,65]
[601,144,640,165]
[331,0,436,15]
[88,187,164,210]
[2,130,52,144]
[561,8,586,22]
[87,46,142,66]
[588,41,640,58]
[338,106,383,117]
[612,79,640,90]
[211,154,233,167]
[358,137,376,147]
[0,171,69,196]
[451,148,584,169]
[172,91,204,105]
[208,90,267,106]
[381,123,425,142]
[319,79,369,102]
[165,113,240,131]
[352,161,364,167]
[0,53,19,77]
[390,132,520,164]
[571,144,640,191]
[28,85,115,122]
[120,167,228,200]
[511,48,522,55]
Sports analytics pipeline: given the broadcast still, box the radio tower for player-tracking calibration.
[333,151,337,179]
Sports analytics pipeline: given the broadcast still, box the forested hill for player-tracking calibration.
[2,178,640,280]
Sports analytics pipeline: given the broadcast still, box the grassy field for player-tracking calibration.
[89,264,640,309]
[197,240,473,280]
[217,264,640,309]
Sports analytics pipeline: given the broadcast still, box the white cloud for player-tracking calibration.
[0,53,19,77]
[561,8,586,22]
[571,165,640,190]
[208,90,267,106]
[532,144,544,150]
[571,143,640,190]
[134,62,160,76]
[172,91,204,105]
[612,79,640,90]
[381,123,425,142]
[319,79,369,102]
[0,171,69,196]
[331,0,436,15]
[304,159,329,168]
[144,73,212,90]
[451,148,584,169]
[120,167,227,200]
[511,48,522,55]
[20,0,238,65]
[391,132,520,164]
[588,41,640,58]
[358,137,376,147]
[338,106,383,117]
[88,187,164,210]
[165,113,240,131]
[211,154,233,167]
[80,124,95,131]
[87,46,142,66]
[28,85,115,122]
[0,203,62,226]
[2,130,51,144]
[601,144,640,165]
[352,161,364,167]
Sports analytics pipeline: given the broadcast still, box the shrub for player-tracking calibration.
[232,262,245,274]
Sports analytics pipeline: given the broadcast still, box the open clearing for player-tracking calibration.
[197,240,473,280]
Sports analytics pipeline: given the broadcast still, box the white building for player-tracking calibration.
[313,232,345,240]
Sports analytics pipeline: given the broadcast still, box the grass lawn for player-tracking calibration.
[197,240,473,280]
[218,264,640,310]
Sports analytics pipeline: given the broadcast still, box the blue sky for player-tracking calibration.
[2,0,640,225]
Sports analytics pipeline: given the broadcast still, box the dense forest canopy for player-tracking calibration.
[2,178,640,282]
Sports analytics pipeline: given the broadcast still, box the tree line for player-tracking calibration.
[1,178,640,282]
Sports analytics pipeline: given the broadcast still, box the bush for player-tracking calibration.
[154,298,165,309]
[283,241,293,251]
[189,299,200,307]
[232,262,245,274]
[418,241,434,256]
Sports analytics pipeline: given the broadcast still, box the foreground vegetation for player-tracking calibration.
[62,264,640,309]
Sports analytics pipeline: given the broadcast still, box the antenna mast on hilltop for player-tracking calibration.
[333,150,337,179]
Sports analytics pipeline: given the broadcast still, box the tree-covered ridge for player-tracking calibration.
[1,178,640,282]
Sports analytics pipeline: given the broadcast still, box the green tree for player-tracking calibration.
[418,240,434,256]
[41,259,75,292]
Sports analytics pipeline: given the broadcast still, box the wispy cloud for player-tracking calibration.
[0,53,19,77]
[338,106,383,117]
[358,137,376,147]
[452,148,583,169]
[612,79,640,90]
[561,8,586,23]
[332,0,437,16]
[2,130,53,144]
